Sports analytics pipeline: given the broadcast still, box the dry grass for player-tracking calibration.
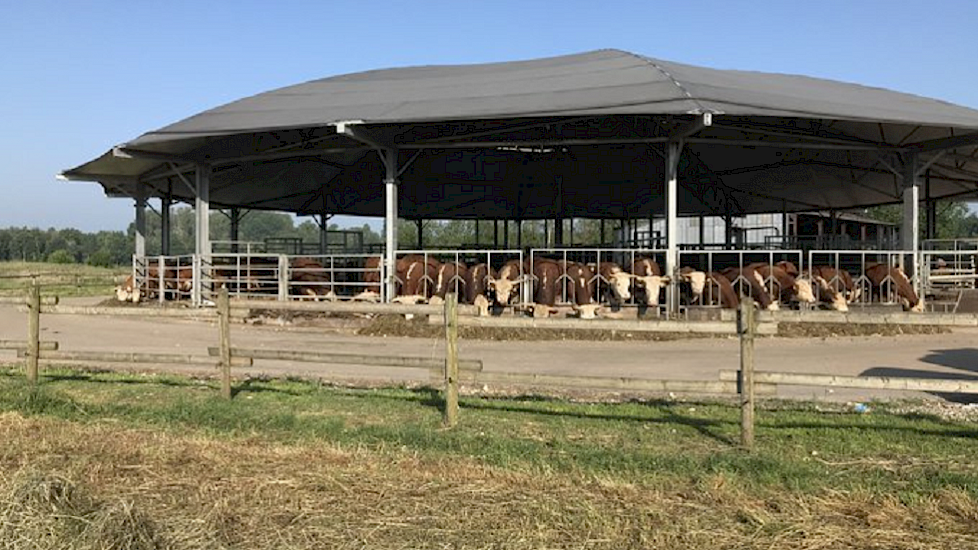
[2,411,977,549]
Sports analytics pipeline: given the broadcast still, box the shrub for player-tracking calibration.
[86,250,114,268]
[46,249,74,264]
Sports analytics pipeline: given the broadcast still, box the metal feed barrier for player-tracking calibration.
[678,249,804,308]
[394,250,524,307]
[807,250,918,308]
[132,255,196,303]
[528,248,668,313]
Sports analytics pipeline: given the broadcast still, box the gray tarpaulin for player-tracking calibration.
[62,49,978,218]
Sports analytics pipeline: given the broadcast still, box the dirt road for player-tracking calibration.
[2,300,976,402]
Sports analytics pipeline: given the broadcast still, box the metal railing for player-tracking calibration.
[921,250,978,291]
[528,248,668,312]
[678,249,804,307]
[132,255,195,303]
[394,250,524,307]
[923,238,978,251]
[807,250,918,307]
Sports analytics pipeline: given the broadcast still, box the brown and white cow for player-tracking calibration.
[805,266,852,311]
[595,261,633,310]
[812,265,859,303]
[721,265,777,310]
[463,263,495,316]
[865,263,924,312]
[629,257,671,310]
[562,261,601,319]
[487,259,526,308]
[432,261,468,300]
[351,255,383,302]
[748,263,816,307]
[290,258,335,301]
[395,254,440,302]
[527,258,562,318]
[679,268,739,309]
[116,266,176,303]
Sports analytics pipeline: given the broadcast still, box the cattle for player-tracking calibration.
[289,258,335,301]
[747,263,816,306]
[395,254,440,301]
[679,268,739,309]
[463,263,495,316]
[629,257,670,311]
[351,255,383,302]
[562,261,601,319]
[116,266,177,303]
[432,261,468,299]
[527,258,562,317]
[721,265,777,310]
[775,260,800,278]
[487,259,527,308]
[805,266,852,311]
[811,265,859,303]
[594,261,634,310]
[865,263,923,312]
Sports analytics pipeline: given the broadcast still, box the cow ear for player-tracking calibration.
[661,276,672,284]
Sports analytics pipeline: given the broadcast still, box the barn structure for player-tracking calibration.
[60,49,978,312]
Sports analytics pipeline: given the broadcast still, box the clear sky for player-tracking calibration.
[1,0,977,232]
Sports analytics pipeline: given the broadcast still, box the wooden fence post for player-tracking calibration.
[218,287,232,399]
[26,280,40,385]
[443,292,459,427]
[739,299,756,449]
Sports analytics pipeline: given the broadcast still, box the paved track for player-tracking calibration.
[2,301,976,402]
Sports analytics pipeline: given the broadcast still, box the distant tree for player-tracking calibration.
[47,249,74,264]
[865,200,978,240]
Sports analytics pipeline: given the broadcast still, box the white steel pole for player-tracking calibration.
[384,149,399,302]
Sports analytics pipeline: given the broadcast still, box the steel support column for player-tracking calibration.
[161,185,172,256]
[318,214,328,255]
[230,207,241,253]
[193,164,211,306]
[383,149,399,302]
[665,141,681,314]
[902,153,921,294]
[925,169,936,240]
[781,200,788,247]
[134,180,146,259]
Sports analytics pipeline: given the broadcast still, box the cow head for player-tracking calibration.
[488,275,526,306]
[792,279,816,304]
[634,275,671,306]
[910,297,925,313]
[572,303,603,319]
[428,295,445,306]
[680,270,707,298]
[606,270,634,301]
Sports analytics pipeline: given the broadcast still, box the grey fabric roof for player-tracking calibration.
[62,49,978,219]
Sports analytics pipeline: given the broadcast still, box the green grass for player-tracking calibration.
[2,366,977,501]
[0,261,126,298]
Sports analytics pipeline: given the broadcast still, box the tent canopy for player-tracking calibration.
[62,49,978,219]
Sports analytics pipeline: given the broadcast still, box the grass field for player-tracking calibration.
[0,261,126,298]
[2,367,978,549]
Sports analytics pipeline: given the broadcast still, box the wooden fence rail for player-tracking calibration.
[0,340,58,351]
[719,370,978,394]
[0,296,58,306]
[464,371,776,395]
[207,346,483,372]
[17,349,252,368]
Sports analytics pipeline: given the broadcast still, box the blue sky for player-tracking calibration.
[1,0,977,231]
